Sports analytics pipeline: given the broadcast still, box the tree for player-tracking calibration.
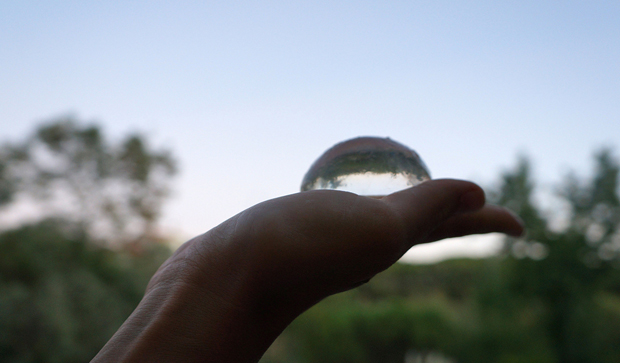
[0,118,176,363]
[493,149,620,363]
[264,150,620,363]
[0,117,176,246]
[0,219,172,363]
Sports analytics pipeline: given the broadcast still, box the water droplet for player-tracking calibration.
[301,137,431,197]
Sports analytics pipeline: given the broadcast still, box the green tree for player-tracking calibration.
[0,118,176,363]
[0,117,176,245]
[272,151,620,363]
[0,219,171,363]
[494,150,620,363]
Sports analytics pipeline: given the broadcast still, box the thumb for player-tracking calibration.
[382,179,486,247]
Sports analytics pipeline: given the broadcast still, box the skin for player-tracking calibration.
[92,179,524,363]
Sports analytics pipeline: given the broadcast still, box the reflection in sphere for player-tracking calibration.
[301,137,431,197]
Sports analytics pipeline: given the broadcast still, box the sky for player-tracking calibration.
[1,1,619,262]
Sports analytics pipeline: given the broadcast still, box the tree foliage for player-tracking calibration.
[0,119,175,363]
[0,219,171,363]
[262,149,620,363]
[1,119,619,363]
[494,149,620,363]
[0,117,176,245]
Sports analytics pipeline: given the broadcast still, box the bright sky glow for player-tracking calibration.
[1,1,619,262]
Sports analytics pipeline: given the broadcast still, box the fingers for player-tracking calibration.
[382,179,487,246]
[425,204,524,242]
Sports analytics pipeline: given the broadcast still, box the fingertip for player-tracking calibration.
[424,205,527,243]
[383,179,489,243]
[506,210,526,237]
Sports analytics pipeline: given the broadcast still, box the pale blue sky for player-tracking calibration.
[1,1,619,261]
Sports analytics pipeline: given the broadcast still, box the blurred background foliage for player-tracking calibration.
[260,148,620,362]
[1,119,619,362]
[0,119,175,362]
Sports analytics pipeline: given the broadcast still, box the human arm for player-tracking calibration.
[91,179,523,363]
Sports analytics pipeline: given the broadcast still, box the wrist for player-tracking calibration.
[92,219,286,363]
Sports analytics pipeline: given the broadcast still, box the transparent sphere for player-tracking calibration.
[301,137,431,197]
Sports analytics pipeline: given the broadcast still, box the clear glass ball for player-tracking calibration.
[301,137,431,197]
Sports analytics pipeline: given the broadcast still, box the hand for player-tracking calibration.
[92,179,523,363]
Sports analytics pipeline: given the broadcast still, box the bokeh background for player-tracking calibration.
[1,1,619,362]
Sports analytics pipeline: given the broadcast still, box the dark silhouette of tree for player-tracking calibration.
[0,117,176,246]
[493,149,620,363]
[0,219,171,363]
[0,118,176,363]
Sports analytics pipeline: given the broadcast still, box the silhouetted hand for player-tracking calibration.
[92,179,523,363]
